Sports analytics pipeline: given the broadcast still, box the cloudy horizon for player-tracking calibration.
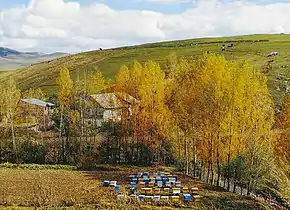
[0,0,289,53]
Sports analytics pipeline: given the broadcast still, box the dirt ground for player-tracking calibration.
[0,167,273,209]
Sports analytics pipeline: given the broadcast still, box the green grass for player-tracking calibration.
[1,34,290,109]
[0,162,76,170]
[0,167,273,209]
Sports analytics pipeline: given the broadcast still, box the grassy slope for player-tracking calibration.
[0,167,273,210]
[1,34,290,108]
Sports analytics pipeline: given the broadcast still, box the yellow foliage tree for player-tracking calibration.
[87,71,105,95]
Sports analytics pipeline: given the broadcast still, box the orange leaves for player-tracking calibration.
[276,95,290,129]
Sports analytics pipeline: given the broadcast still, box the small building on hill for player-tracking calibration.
[18,98,55,131]
[83,92,139,127]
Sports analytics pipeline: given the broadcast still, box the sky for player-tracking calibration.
[0,0,290,53]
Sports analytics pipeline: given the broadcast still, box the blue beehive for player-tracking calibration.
[176,181,182,188]
[143,172,149,177]
[114,185,120,191]
[162,177,168,184]
[139,195,145,201]
[173,175,178,181]
[160,172,165,176]
[144,178,150,185]
[130,182,137,188]
[132,178,138,183]
[183,193,191,202]
[153,172,158,177]
[103,180,110,187]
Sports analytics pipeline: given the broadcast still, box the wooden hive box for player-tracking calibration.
[139,182,146,188]
[139,195,145,201]
[103,180,110,187]
[149,182,155,188]
[160,196,169,201]
[175,181,182,188]
[171,196,180,202]
[193,195,202,202]
[145,195,153,201]
[140,188,146,194]
[183,193,192,202]
[153,195,161,202]
[157,181,163,188]
[163,188,170,195]
[191,187,199,195]
[165,181,171,188]
[172,188,181,194]
[145,188,153,194]
[154,188,161,195]
[110,181,117,187]
[182,187,189,193]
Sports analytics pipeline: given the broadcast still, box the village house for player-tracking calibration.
[83,92,139,127]
[19,98,55,131]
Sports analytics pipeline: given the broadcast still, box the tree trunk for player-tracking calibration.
[10,113,16,160]
[59,106,64,162]
[216,147,221,187]
[233,183,237,193]
[192,138,196,177]
[206,161,210,183]
[227,143,231,191]
[185,138,189,175]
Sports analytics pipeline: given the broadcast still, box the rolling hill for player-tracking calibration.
[1,34,290,110]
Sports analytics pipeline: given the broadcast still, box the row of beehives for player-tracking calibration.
[126,171,202,202]
[129,171,179,188]
[117,193,201,203]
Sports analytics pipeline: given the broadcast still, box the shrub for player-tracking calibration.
[19,140,46,164]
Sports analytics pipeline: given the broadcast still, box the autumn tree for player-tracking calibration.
[0,77,21,158]
[57,67,73,162]
[87,71,105,95]
[169,54,275,191]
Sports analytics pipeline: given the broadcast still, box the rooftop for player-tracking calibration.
[21,98,55,107]
[90,92,139,109]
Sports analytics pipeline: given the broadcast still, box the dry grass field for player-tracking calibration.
[0,167,273,210]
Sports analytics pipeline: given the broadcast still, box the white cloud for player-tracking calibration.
[144,0,193,3]
[0,0,290,53]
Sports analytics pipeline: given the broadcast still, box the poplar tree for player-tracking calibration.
[57,67,73,162]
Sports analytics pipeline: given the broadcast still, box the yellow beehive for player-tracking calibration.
[191,187,199,195]
[145,188,153,194]
[164,188,170,195]
[139,182,146,188]
[140,188,146,194]
[171,196,180,202]
[193,195,202,202]
[149,182,155,188]
[160,196,169,201]
[182,187,189,193]
[154,188,161,195]
[145,196,153,201]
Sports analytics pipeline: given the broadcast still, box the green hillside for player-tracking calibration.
[1,34,290,109]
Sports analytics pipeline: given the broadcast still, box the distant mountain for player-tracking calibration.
[0,47,21,57]
[0,47,69,71]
